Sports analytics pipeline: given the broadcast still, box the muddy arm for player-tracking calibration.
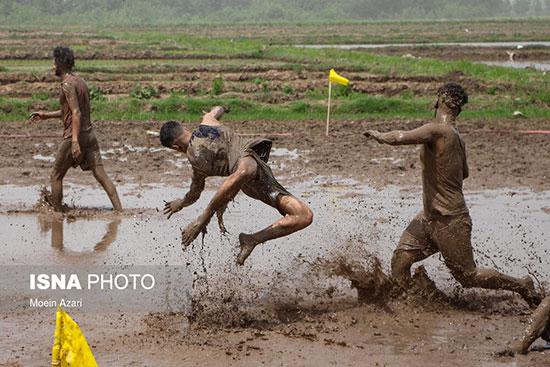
[182,170,206,207]
[164,170,206,219]
[463,152,469,180]
[30,110,62,120]
[180,156,256,246]
[365,123,440,146]
[62,82,82,162]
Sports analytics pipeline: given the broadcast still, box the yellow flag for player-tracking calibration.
[52,306,98,367]
[329,69,349,86]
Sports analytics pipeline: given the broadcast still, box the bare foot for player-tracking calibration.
[39,188,63,212]
[519,277,542,308]
[236,233,257,265]
[181,220,205,247]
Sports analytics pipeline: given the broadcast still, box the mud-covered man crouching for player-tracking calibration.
[160,106,313,265]
[31,46,122,212]
[364,83,541,307]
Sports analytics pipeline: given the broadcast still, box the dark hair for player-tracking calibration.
[437,83,468,113]
[53,46,75,71]
[160,120,183,147]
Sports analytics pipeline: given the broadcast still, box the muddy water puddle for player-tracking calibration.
[479,60,550,71]
[1,181,548,294]
[1,180,549,366]
[298,41,550,49]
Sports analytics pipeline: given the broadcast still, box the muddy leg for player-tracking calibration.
[391,212,433,286]
[391,249,429,286]
[237,194,313,265]
[435,217,541,307]
[512,296,550,354]
[91,165,122,211]
[181,157,257,247]
[50,165,70,211]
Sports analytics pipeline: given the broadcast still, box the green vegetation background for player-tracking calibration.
[1,0,549,25]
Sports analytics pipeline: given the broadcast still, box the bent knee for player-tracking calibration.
[235,157,257,180]
[299,206,313,228]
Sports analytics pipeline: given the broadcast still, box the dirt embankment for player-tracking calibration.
[0,65,499,101]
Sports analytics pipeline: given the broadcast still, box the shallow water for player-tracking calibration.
[297,41,550,49]
[479,60,550,71]
[1,179,549,366]
[1,180,548,299]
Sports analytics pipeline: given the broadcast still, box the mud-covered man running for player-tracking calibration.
[159,106,313,265]
[364,82,540,307]
[31,46,122,212]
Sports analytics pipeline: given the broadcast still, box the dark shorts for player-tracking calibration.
[240,152,292,216]
[52,130,102,175]
[543,323,550,342]
[395,211,473,258]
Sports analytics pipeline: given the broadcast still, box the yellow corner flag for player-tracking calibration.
[329,69,349,86]
[52,306,98,367]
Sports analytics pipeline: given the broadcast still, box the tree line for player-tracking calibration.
[0,0,548,25]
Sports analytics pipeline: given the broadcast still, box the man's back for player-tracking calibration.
[420,124,468,218]
[186,124,243,177]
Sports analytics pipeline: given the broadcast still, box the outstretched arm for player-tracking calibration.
[164,169,206,219]
[180,156,257,246]
[364,123,441,146]
[30,110,62,121]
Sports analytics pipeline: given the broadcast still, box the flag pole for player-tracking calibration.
[326,81,332,137]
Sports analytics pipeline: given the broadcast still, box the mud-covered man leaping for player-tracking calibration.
[159,106,313,265]
[364,83,540,307]
[31,46,122,212]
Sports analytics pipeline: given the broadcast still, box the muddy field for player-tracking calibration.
[1,115,549,367]
[1,25,550,105]
[1,24,550,367]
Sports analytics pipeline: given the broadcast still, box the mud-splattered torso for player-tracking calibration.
[186,125,245,177]
[420,126,469,218]
[59,74,92,138]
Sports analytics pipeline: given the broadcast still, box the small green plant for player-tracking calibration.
[0,66,7,72]
[262,82,269,94]
[89,85,106,101]
[211,77,225,96]
[32,91,51,101]
[252,77,265,84]
[283,63,304,74]
[487,85,498,95]
[130,84,159,99]
[334,84,351,97]
[290,101,309,113]
[283,85,294,95]
[72,44,88,51]
[401,90,414,99]
[305,89,325,98]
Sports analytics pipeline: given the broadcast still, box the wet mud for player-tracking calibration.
[1,170,549,365]
[1,78,550,365]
